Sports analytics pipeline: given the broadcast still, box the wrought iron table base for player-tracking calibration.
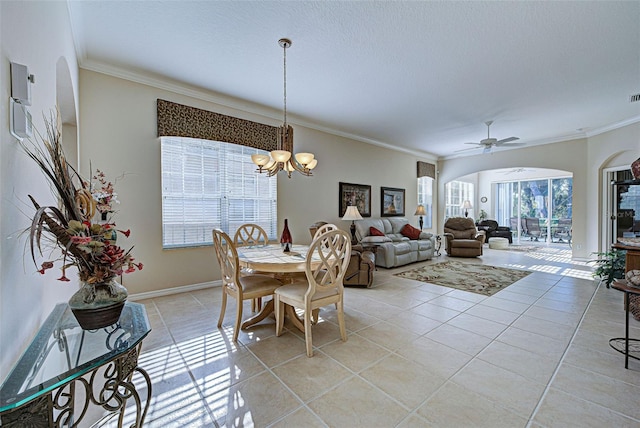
[610,281,640,369]
[0,345,151,427]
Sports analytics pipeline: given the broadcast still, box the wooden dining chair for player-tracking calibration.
[234,223,270,311]
[274,229,351,357]
[312,223,338,240]
[234,223,269,247]
[212,229,282,342]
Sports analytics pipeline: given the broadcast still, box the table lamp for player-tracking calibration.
[461,200,473,218]
[414,205,426,230]
[342,205,363,243]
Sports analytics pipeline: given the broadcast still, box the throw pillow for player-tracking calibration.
[401,224,421,240]
[370,227,385,237]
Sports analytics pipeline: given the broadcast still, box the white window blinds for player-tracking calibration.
[161,137,277,248]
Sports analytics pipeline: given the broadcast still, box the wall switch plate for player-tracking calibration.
[10,62,32,105]
[10,98,33,140]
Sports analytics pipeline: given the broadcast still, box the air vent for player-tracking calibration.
[631,93,640,103]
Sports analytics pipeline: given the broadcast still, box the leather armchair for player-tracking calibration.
[443,217,486,257]
[309,222,375,287]
[477,219,513,243]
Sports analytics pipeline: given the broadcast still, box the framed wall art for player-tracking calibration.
[381,187,405,217]
[339,182,371,217]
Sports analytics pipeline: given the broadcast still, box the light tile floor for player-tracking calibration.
[116,245,640,427]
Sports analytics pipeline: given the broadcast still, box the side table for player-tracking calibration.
[434,235,444,256]
[0,302,152,427]
[610,280,640,369]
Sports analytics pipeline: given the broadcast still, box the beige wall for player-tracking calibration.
[78,70,436,297]
[1,1,79,377]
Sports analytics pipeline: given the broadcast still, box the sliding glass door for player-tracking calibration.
[495,176,572,244]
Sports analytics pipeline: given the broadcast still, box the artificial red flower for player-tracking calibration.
[57,275,70,282]
[119,229,131,238]
[38,261,54,274]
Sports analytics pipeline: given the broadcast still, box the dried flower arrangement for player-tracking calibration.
[20,111,142,287]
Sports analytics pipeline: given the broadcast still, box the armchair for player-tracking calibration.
[309,222,375,287]
[477,219,513,243]
[443,217,486,257]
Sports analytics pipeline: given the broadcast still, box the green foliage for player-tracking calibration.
[478,209,488,222]
[589,248,626,288]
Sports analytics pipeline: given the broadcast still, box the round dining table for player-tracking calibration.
[236,244,321,332]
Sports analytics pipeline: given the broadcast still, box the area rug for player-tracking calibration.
[394,261,531,296]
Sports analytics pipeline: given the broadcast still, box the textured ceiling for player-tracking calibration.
[67,1,640,159]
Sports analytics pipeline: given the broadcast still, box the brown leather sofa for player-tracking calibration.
[443,217,486,257]
[309,222,375,287]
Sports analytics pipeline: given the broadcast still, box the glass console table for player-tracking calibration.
[0,302,151,427]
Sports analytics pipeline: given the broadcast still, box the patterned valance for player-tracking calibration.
[156,99,278,151]
[417,161,436,179]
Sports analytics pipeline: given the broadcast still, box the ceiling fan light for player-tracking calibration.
[295,152,314,165]
[271,150,291,162]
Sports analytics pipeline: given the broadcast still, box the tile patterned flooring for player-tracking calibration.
[119,246,640,427]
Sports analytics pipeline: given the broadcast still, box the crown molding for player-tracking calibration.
[79,60,438,162]
[585,115,640,137]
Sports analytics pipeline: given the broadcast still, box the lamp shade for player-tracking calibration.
[295,152,314,165]
[307,158,318,170]
[342,205,363,221]
[461,200,473,209]
[251,154,271,166]
[271,150,291,162]
[414,205,426,216]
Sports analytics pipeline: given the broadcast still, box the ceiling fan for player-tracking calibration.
[459,121,523,154]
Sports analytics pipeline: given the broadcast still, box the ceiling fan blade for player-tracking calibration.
[495,137,520,145]
[464,142,481,146]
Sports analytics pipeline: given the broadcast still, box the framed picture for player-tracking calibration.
[381,187,405,217]
[339,182,371,217]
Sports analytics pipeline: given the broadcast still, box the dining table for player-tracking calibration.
[236,244,321,332]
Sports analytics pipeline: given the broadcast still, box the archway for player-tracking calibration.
[444,167,573,245]
[56,57,78,169]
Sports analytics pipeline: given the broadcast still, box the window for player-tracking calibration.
[445,180,474,218]
[161,137,277,248]
[417,176,433,228]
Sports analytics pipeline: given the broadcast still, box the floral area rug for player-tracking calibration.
[394,261,531,296]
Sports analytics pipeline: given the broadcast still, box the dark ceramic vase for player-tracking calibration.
[69,279,128,330]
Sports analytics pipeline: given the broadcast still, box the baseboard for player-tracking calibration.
[128,280,222,301]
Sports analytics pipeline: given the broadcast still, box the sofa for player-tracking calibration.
[443,217,486,257]
[476,219,513,243]
[354,217,435,268]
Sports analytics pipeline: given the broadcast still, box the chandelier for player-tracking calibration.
[251,38,317,178]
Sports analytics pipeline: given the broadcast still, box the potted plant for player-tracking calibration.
[477,209,488,222]
[20,111,142,329]
[590,248,626,288]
